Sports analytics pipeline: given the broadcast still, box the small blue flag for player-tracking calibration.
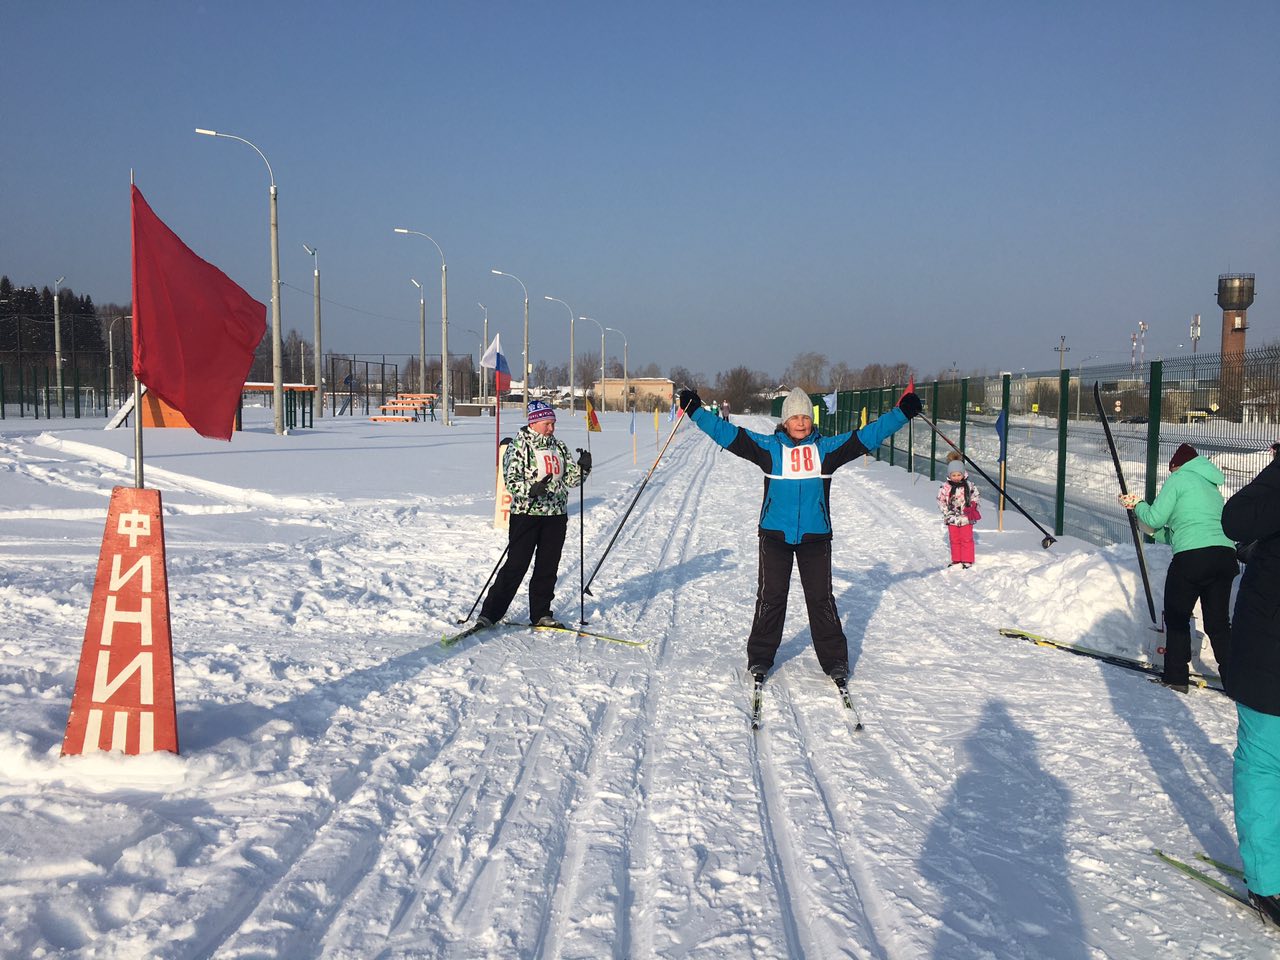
[668,402,677,422]
[629,409,636,435]
[994,410,1008,463]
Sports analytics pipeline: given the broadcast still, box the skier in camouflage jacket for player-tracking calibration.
[478,400,589,628]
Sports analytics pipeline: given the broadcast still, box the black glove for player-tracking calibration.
[529,475,552,499]
[898,391,922,419]
[679,389,702,415]
[577,450,592,475]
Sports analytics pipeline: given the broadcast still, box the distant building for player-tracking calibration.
[592,377,674,411]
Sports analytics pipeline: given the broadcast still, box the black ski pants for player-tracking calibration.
[746,534,847,676]
[479,513,568,625]
[1162,545,1237,686]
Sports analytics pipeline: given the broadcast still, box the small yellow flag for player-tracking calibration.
[860,407,868,428]
[585,399,603,432]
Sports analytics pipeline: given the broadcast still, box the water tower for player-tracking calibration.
[1217,273,1255,419]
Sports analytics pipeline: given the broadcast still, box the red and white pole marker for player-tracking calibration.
[62,486,178,756]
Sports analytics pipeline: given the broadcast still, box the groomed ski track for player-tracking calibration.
[1,415,1268,958]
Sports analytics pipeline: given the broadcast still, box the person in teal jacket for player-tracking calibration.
[678,384,921,682]
[1121,442,1237,691]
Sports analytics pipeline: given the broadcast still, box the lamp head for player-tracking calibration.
[303,243,316,256]
[410,278,422,289]
[194,128,217,136]
[394,228,409,234]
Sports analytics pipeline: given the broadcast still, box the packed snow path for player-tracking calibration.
[0,414,1270,958]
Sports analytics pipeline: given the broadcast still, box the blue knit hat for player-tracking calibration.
[527,399,556,424]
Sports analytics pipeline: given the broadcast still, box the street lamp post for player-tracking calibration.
[491,270,529,398]
[606,326,628,413]
[544,296,576,415]
[578,316,605,412]
[396,228,449,425]
[410,279,426,393]
[52,276,65,415]
[302,244,324,417]
[196,128,285,435]
[477,303,489,404]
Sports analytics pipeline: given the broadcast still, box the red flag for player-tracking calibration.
[131,186,266,441]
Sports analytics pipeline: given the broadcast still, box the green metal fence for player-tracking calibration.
[789,346,1280,548]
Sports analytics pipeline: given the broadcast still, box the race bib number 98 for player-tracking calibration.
[782,444,821,479]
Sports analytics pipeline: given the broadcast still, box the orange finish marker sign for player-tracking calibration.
[62,487,178,756]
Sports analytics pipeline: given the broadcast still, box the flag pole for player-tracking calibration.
[134,377,144,489]
[130,170,144,490]
[999,460,1006,532]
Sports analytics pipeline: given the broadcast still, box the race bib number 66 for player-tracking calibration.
[782,444,821,479]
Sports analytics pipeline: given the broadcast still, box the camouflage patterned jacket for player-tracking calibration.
[503,426,586,516]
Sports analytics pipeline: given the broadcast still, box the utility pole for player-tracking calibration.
[1190,313,1201,384]
[1055,335,1071,373]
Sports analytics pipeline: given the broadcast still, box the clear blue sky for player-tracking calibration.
[3,1,1277,384]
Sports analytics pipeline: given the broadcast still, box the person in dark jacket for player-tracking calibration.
[1120,442,1237,692]
[678,385,921,681]
[1221,455,1280,926]
[476,400,590,630]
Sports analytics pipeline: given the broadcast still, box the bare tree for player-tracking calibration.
[881,362,912,385]
[829,361,854,391]
[575,352,601,399]
[668,366,702,391]
[785,352,827,392]
[714,366,770,413]
[533,360,553,392]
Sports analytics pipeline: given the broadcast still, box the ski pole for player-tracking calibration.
[916,412,1057,549]
[583,407,687,597]
[577,446,587,625]
[458,543,509,624]
[456,507,545,623]
[1094,381,1160,628]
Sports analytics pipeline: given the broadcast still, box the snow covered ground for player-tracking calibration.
[0,407,1271,958]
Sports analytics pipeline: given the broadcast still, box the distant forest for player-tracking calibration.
[0,275,118,373]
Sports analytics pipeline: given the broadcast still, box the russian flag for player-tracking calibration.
[481,334,512,392]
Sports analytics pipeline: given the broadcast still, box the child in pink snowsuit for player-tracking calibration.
[938,451,980,568]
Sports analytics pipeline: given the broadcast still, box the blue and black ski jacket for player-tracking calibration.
[688,405,909,544]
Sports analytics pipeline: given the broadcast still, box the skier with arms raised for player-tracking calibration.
[677,385,921,688]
